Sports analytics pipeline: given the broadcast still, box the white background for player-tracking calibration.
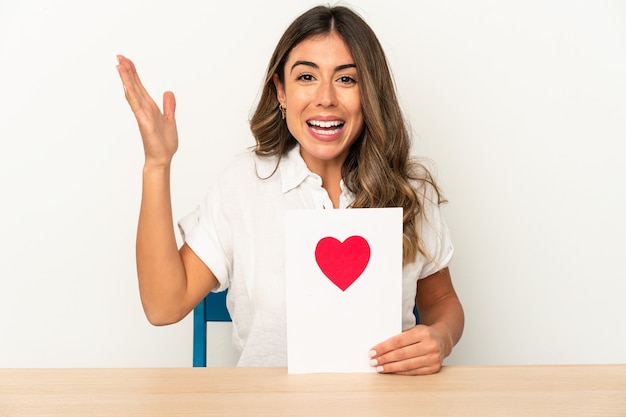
[1,0,625,368]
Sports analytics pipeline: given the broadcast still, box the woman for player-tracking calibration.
[117,4,464,375]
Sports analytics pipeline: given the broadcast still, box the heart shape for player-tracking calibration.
[315,235,371,291]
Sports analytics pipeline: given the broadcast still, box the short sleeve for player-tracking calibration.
[414,182,454,279]
[177,179,232,292]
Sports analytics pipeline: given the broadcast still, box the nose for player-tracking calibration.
[316,81,338,107]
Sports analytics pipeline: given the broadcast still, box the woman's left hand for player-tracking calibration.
[369,267,464,375]
[368,323,449,375]
[370,324,446,375]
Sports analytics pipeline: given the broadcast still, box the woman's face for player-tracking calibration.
[274,32,364,174]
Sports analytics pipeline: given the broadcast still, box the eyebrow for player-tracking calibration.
[290,60,357,73]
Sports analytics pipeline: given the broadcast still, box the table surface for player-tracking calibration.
[1,365,625,416]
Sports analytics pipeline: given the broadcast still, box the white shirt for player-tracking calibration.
[178,145,453,366]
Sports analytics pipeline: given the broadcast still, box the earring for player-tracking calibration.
[278,104,286,120]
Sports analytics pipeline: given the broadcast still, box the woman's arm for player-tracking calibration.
[369,267,464,375]
[116,55,217,325]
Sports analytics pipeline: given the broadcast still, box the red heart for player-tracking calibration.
[315,236,371,291]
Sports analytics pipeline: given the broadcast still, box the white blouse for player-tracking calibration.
[178,145,453,366]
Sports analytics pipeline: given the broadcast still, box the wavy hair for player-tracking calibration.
[249,5,445,265]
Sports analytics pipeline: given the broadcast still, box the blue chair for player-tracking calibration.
[192,290,231,367]
[192,289,420,367]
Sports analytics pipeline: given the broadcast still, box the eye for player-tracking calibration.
[296,73,315,82]
[337,75,357,85]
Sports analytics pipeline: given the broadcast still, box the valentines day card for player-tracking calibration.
[285,207,402,373]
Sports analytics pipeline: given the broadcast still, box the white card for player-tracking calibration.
[285,207,403,373]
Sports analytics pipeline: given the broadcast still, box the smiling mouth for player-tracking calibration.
[307,120,345,136]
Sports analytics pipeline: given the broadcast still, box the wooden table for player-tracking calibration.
[1,365,625,416]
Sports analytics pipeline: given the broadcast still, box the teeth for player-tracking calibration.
[311,126,341,135]
[308,120,343,128]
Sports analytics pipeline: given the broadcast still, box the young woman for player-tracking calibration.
[116,5,464,375]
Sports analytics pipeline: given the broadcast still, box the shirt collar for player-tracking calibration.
[257,144,354,205]
[278,144,315,194]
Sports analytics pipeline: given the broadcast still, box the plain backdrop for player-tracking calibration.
[1,0,625,368]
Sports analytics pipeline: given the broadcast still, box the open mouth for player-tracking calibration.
[307,120,345,136]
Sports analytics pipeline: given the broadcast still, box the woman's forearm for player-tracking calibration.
[135,164,188,325]
[419,295,465,358]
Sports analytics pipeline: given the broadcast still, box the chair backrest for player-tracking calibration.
[192,290,231,367]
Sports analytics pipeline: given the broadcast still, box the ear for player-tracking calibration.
[273,73,286,106]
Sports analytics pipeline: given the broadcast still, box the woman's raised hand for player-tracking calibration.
[116,55,178,167]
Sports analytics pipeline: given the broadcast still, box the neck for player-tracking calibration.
[321,172,342,209]
[299,149,347,209]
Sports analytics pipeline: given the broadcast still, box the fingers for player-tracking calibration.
[370,347,442,375]
[162,91,176,121]
[115,55,177,133]
[116,55,153,114]
[369,325,444,375]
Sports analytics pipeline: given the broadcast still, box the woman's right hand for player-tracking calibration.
[116,55,178,167]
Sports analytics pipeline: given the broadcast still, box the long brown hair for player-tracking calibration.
[249,5,445,265]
